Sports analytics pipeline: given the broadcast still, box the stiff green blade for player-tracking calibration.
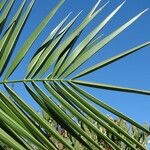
[55,1,124,78]
[0,93,32,133]
[0,100,28,132]
[0,22,15,55]
[25,83,92,150]
[24,83,49,111]
[51,49,71,78]
[0,0,14,33]
[28,12,79,79]
[0,128,26,150]
[62,9,148,78]
[69,82,150,134]
[78,34,104,56]
[26,12,72,77]
[0,0,35,76]
[71,80,150,95]
[0,0,26,65]
[63,34,103,68]
[51,33,81,78]
[4,0,65,79]
[0,110,48,150]
[60,82,146,150]
[33,11,82,78]
[6,0,26,30]
[43,81,121,150]
[36,1,106,78]
[32,82,100,149]
[0,91,57,150]
[28,31,67,78]
[5,84,74,150]
[73,41,150,79]
[0,0,26,61]
[43,12,72,45]
[0,122,33,150]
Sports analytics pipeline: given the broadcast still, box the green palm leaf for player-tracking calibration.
[4,0,64,79]
[60,8,148,78]
[0,0,14,33]
[71,80,150,95]
[27,12,81,78]
[0,0,35,76]
[26,12,72,77]
[68,82,150,134]
[0,0,149,149]
[4,84,74,150]
[73,41,150,79]
[53,1,124,78]
[0,128,27,150]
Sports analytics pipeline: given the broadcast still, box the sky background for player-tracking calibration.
[1,0,150,147]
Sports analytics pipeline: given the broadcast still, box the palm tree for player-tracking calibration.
[0,0,149,150]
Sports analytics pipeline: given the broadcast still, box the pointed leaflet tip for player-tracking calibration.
[58,10,82,35]
[75,10,83,18]
[79,10,84,14]
[93,0,125,18]
[134,8,149,20]
[68,11,72,16]
[92,1,110,17]
[72,10,83,20]
[89,0,101,16]
[122,0,126,4]
[117,0,126,9]
[97,0,102,5]
[141,8,149,13]
[64,11,72,19]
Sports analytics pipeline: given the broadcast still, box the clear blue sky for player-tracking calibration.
[1,0,150,146]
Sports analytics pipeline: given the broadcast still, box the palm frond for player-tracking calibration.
[0,0,149,150]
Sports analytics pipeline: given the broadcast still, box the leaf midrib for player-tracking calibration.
[0,78,67,84]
